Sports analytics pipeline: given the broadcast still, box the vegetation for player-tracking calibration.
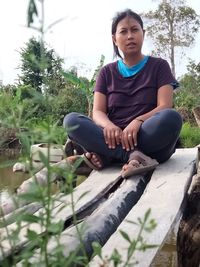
[142,0,200,76]
[174,60,200,126]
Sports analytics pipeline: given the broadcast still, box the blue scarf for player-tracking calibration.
[118,56,149,77]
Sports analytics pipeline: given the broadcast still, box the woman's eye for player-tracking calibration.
[119,30,127,34]
[131,28,139,32]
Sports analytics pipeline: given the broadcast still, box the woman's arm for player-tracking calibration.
[135,84,173,122]
[92,92,110,127]
[93,92,122,148]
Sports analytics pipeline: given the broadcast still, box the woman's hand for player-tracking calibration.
[103,122,122,149]
[121,120,143,151]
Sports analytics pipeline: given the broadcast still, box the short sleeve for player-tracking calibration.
[94,67,108,95]
[157,60,178,90]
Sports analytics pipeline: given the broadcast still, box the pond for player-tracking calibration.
[0,153,29,203]
[0,152,178,267]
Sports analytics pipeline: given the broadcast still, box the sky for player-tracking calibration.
[0,0,199,85]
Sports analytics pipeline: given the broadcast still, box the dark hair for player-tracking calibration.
[111,9,144,58]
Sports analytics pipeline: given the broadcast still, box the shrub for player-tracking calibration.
[50,87,88,125]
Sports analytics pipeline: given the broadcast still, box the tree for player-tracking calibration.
[142,0,200,76]
[19,37,66,95]
[174,60,200,125]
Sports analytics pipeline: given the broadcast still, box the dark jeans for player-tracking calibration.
[63,109,182,164]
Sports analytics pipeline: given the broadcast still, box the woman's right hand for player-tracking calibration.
[103,122,122,149]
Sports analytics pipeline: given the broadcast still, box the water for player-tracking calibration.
[0,155,29,202]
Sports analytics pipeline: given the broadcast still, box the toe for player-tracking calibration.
[91,154,102,167]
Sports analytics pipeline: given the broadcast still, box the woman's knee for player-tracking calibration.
[157,108,182,130]
[63,112,81,129]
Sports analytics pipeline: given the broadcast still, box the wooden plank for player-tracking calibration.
[16,173,150,266]
[0,166,123,260]
[91,148,197,267]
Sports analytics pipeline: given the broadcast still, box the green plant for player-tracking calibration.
[180,122,200,147]
[49,86,88,125]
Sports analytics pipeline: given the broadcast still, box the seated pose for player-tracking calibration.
[63,9,182,178]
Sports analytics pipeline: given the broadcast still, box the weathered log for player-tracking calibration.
[0,202,43,227]
[177,153,200,267]
[13,160,44,173]
[193,106,200,127]
[0,156,91,217]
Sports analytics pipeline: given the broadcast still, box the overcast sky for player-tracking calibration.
[0,0,199,85]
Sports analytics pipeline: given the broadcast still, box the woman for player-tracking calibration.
[63,9,182,178]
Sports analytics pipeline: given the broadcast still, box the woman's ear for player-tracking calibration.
[112,35,117,46]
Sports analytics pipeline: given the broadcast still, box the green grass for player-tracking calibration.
[180,123,200,148]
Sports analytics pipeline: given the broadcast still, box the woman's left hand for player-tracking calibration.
[121,120,143,151]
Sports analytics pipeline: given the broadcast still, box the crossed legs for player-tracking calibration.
[63,109,182,171]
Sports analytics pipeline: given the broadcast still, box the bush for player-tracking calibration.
[50,87,88,125]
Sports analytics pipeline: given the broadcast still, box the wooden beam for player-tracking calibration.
[91,148,197,267]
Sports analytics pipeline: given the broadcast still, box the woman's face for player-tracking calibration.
[112,16,144,57]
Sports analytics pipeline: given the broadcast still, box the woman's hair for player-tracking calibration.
[111,9,144,58]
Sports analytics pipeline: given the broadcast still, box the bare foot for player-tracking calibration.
[85,152,102,169]
[122,159,140,172]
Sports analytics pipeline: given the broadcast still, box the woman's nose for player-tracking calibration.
[127,30,134,39]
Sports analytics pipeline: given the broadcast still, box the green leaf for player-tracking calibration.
[110,248,122,265]
[119,230,131,243]
[62,71,85,88]
[27,0,38,27]
[144,208,151,222]
[47,221,64,234]
[26,229,39,240]
[19,214,40,223]
[92,241,102,258]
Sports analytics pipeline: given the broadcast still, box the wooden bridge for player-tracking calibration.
[0,147,199,266]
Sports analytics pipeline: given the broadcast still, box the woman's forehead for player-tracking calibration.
[117,16,141,28]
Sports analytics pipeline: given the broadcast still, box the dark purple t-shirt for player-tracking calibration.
[94,56,176,129]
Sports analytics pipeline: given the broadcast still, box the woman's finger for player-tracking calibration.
[127,133,134,150]
[115,129,121,145]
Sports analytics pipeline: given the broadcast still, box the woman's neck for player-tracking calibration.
[123,54,144,67]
